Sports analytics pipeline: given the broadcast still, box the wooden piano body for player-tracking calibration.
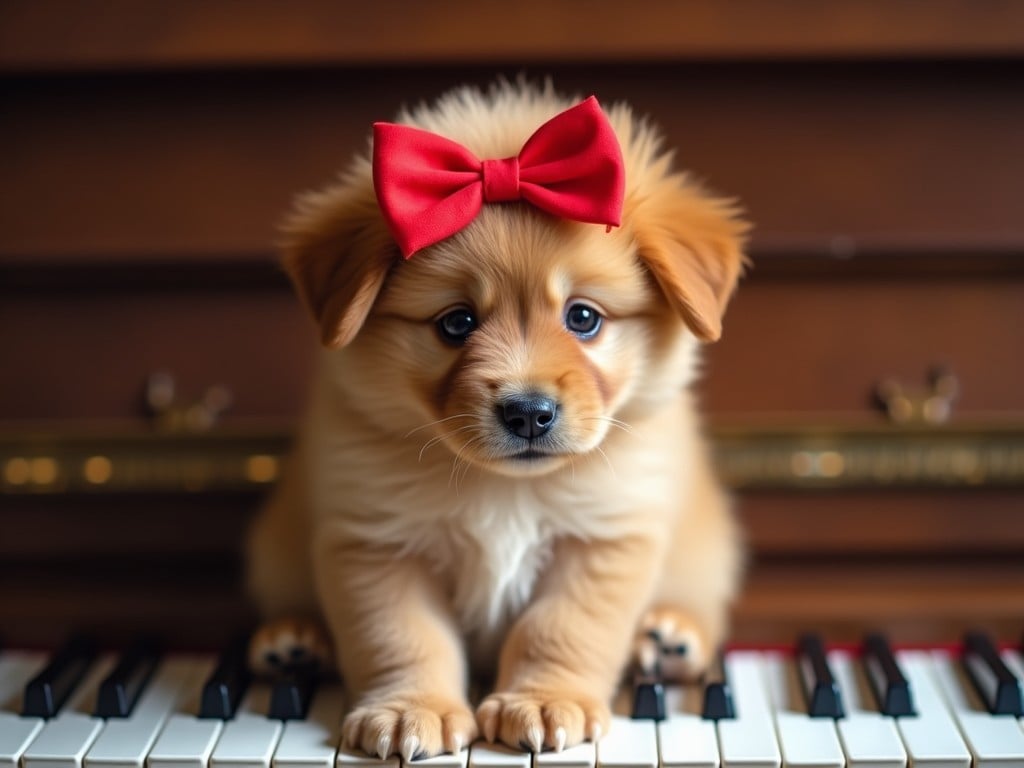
[1,1,1023,650]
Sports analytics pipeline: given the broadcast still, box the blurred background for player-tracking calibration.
[1,0,1022,649]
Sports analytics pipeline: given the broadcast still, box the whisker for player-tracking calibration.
[593,444,617,480]
[449,433,487,491]
[403,413,474,440]
[418,424,477,462]
[582,415,634,434]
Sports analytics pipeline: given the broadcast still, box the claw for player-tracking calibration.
[527,726,544,752]
[553,726,567,752]
[400,735,420,761]
[449,734,464,754]
[482,715,497,743]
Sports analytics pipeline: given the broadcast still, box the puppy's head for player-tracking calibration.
[284,83,747,478]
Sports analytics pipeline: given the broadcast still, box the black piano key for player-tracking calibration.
[95,639,162,718]
[199,637,252,719]
[797,633,845,718]
[23,635,97,718]
[268,666,318,720]
[863,633,915,717]
[630,671,666,721]
[701,652,735,720]
[962,631,1024,716]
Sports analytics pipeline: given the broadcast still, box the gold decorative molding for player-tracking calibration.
[2,423,1024,495]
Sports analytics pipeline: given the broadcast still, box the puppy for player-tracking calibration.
[246,81,746,758]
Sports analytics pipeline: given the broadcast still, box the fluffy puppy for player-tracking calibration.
[246,81,746,758]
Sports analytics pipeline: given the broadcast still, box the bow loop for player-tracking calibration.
[373,96,624,258]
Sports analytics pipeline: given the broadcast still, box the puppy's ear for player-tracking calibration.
[281,168,397,349]
[632,180,749,342]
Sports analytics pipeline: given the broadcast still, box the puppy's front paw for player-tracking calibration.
[476,691,610,752]
[342,695,477,759]
[633,606,712,682]
[248,617,333,676]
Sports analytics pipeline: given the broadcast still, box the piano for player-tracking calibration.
[3,631,1024,768]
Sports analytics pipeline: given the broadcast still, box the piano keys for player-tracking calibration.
[1,632,1023,768]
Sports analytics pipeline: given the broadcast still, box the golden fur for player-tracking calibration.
[246,81,747,758]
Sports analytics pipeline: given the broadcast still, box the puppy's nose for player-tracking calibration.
[499,394,558,439]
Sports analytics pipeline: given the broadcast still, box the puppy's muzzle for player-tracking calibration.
[498,393,558,440]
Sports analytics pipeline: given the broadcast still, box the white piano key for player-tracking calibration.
[85,657,210,768]
[659,684,719,768]
[1003,650,1024,683]
[19,714,104,768]
[827,651,907,768]
[408,747,469,768]
[596,716,657,768]
[657,717,719,768]
[0,715,44,768]
[210,684,283,768]
[146,658,225,768]
[536,740,596,768]
[0,651,48,768]
[716,652,781,768]
[467,742,531,768]
[929,650,1024,767]
[724,652,772,720]
[146,716,223,768]
[894,651,971,768]
[332,750,396,768]
[22,655,118,768]
[762,653,844,768]
[0,651,49,711]
[716,717,780,768]
[273,684,343,768]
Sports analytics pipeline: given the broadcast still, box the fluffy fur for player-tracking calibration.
[246,81,747,758]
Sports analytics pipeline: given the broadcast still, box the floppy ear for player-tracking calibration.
[280,166,397,349]
[631,178,749,342]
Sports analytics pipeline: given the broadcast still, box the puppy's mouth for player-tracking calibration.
[506,448,558,461]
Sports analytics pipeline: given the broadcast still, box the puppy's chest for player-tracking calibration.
[419,488,562,637]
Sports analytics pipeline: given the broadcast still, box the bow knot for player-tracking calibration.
[482,157,521,203]
[372,96,625,258]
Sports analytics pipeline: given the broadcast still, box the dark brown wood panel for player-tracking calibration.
[3,62,1024,258]
[704,275,1024,416]
[2,272,1019,421]
[2,490,1021,648]
[738,490,1024,555]
[4,0,1024,71]
[0,288,314,422]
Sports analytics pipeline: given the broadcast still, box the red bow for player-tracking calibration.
[372,96,625,258]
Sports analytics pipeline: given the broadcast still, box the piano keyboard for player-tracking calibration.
[2,633,1023,768]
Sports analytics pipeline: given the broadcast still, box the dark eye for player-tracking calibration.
[565,303,603,339]
[436,307,477,345]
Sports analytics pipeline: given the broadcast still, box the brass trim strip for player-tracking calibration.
[3,425,1024,494]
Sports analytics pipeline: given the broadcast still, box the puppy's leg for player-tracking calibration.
[634,446,741,682]
[315,536,476,759]
[246,448,330,674]
[478,534,662,752]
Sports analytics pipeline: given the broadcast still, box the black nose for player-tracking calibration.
[499,394,558,439]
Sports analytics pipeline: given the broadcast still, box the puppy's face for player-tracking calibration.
[354,208,679,478]
[282,90,747,477]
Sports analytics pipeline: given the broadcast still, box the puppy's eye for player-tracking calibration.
[436,307,478,345]
[565,303,603,339]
